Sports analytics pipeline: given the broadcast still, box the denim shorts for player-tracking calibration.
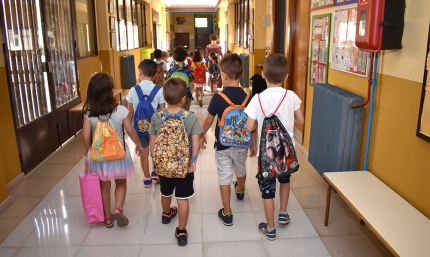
[139,134,149,148]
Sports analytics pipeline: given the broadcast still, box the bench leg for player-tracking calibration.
[324,184,332,226]
[72,113,77,138]
[360,219,365,225]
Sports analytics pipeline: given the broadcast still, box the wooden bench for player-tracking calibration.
[68,89,124,137]
[324,171,430,257]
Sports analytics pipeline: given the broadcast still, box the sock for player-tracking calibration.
[279,211,287,216]
[163,210,171,215]
[177,228,187,234]
[267,226,275,232]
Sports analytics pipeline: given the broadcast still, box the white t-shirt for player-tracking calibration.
[244,87,302,141]
[154,59,168,72]
[126,80,165,121]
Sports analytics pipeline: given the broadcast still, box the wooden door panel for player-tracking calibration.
[175,33,189,48]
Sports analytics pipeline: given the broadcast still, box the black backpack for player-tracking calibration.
[257,91,299,180]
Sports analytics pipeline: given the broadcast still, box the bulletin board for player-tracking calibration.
[309,13,331,86]
[331,7,370,77]
[334,0,358,6]
[417,24,430,142]
[310,0,334,10]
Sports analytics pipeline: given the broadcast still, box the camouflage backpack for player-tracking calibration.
[153,109,197,178]
[152,62,165,86]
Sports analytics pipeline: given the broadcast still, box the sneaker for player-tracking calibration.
[143,178,152,188]
[198,100,203,107]
[233,181,245,202]
[175,227,188,246]
[162,206,178,224]
[278,213,290,225]
[258,222,276,241]
[151,171,159,182]
[218,208,233,226]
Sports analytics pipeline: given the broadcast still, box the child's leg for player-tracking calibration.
[263,199,275,228]
[177,199,189,230]
[219,185,232,213]
[100,180,112,218]
[279,182,290,212]
[140,146,150,178]
[233,148,248,194]
[216,149,234,214]
[258,178,277,229]
[114,179,127,210]
[161,195,173,214]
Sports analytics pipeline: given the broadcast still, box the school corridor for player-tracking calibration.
[0,95,392,257]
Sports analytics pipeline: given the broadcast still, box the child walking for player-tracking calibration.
[200,54,257,226]
[244,53,304,240]
[191,49,208,107]
[126,60,165,188]
[208,52,220,94]
[149,78,203,246]
[82,73,145,228]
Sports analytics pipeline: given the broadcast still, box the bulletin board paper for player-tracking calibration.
[334,0,358,6]
[331,7,370,77]
[310,0,334,10]
[309,14,331,86]
[417,24,430,142]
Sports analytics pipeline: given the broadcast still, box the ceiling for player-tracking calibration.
[163,0,224,11]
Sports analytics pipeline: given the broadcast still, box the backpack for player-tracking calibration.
[89,114,125,162]
[133,85,162,136]
[153,109,198,178]
[210,63,220,74]
[257,91,299,180]
[152,62,165,86]
[217,92,252,149]
[193,62,206,84]
[170,67,191,94]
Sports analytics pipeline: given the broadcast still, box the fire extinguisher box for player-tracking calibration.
[355,0,405,52]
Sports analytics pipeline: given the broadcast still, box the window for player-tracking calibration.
[75,0,97,57]
[195,18,208,28]
[234,3,239,46]
[116,0,146,51]
[234,0,250,49]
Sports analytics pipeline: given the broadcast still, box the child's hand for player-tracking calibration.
[249,144,257,157]
[200,136,207,149]
[83,149,88,157]
[135,146,144,157]
[189,162,196,173]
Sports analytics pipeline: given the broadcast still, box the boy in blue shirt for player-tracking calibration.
[126,60,165,187]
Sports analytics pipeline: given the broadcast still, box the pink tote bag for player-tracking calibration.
[79,162,104,223]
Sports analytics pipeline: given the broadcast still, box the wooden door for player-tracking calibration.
[289,0,310,144]
[175,33,189,48]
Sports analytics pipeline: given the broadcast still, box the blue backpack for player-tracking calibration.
[133,85,162,136]
[170,67,191,95]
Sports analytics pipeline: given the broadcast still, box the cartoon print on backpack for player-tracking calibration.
[133,85,162,135]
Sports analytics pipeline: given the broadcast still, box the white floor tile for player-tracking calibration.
[83,215,148,246]
[77,245,141,257]
[203,241,266,257]
[14,246,80,257]
[0,247,17,257]
[263,237,331,257]
[1,218,36,247]
[139,243,203,257]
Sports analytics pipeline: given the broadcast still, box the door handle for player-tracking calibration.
[303,61,307,66]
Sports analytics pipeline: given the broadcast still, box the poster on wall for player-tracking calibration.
[331,7,370,77]
[416,23,430,142]
[334,0,358,6]
[309,13,331,86]
[310,0,334,10]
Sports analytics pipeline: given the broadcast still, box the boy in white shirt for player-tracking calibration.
[244,53,304,240]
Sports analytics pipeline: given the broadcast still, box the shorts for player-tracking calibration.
[258,175,291,199]
[139,134,149,148]
[215,148,248,185]
[159,173,195,199]
[194,83,206,88]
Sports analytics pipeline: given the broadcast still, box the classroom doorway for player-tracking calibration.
[194,14,213,50]
[1,0,80,173]
[175,32,189,48]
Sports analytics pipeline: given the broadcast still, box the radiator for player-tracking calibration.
[121,54,136,89]
[240,53,249,87]
[308,83,364,176]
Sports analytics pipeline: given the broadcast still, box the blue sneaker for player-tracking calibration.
[233,181,245,202]
[258,222,276,241]
[151,171,159,182]
[143,178,152,188]
[278,213,290,225]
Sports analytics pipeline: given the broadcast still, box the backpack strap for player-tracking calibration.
[258,91,287,117]
[241,94,250,107]
[148,85,162,103]
[134,85,144,102]
[217,92,234,106]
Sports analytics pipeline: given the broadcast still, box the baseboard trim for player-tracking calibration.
[0,195,13,215]
[7,172,24,193]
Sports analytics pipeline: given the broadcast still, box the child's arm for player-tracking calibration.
[123,114,144,156]
[250,128,258,157]
[199,113,215,149]
[246,117,257,133]
[149,135,155,157]
[294,109,305,125]
[82,117,92,156]
[189,134,200,173]
[127,102,134,121]
[158,103,166,109]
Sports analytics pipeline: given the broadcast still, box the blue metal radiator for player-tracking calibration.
[308,83,364,176]
[121,54,136,89]
[240,53,249,87]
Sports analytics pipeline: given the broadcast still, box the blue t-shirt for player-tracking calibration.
[207,86,250,151]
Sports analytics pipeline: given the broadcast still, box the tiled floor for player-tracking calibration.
[0,92,393,257]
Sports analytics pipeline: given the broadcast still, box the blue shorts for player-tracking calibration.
[139,134,149,148]
[258,175,291,199]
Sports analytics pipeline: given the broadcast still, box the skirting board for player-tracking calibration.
[6,172,24,193]
[0,195,13,215]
